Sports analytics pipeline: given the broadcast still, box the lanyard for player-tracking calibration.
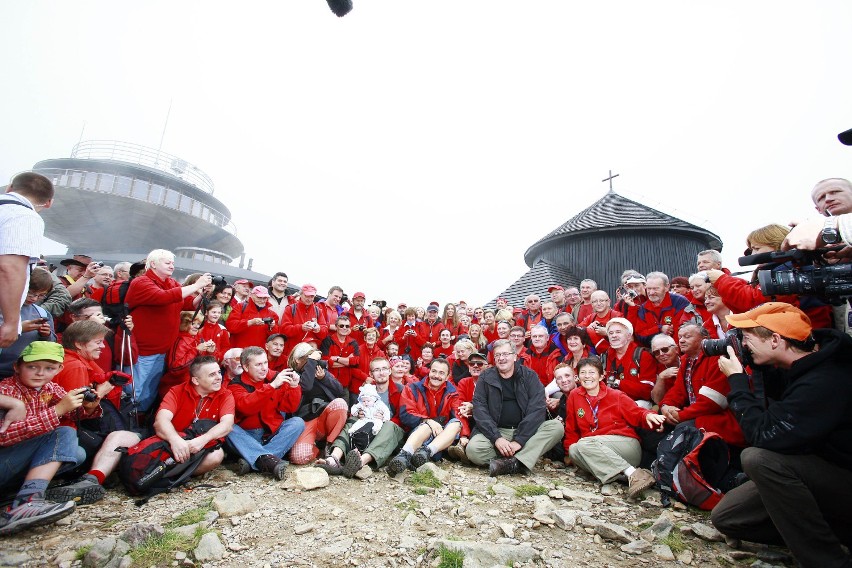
[684,357,698,405]
[583,395,601,432]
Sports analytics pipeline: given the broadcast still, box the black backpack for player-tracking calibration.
[652,421,730,510]
[117,419,220,505]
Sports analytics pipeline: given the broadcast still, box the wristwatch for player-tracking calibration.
[822,217,840,245]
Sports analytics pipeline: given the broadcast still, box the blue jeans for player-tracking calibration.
[131,353,166,413]
[227,418,306,469]
[0,426,82,489]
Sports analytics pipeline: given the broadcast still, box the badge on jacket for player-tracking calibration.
[577,408,585,418]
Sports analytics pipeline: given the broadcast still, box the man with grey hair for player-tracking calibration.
[811,177,852,217]
[319,285,344,333]
[696,250,723,272]
[125,249,212,412]
[113,262,132,282]
[629,271,691,347]
[467,339,563,476]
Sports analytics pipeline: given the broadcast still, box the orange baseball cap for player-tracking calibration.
[725,302,812,341]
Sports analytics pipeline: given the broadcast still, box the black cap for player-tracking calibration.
[468,350,488,362]
[838,128,852,146]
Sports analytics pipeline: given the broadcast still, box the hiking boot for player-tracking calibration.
[236,458,253,476]
[627,468,656,499]
[0,498,76,536]
[45,475,106,505]
[410,445,433,469]
[387,450,412,477]
[256,454,287,480]
[446,444,470,464]
[489,457,521,477]
[342,449,363,479]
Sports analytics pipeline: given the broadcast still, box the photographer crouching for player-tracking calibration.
[710,302,852,568]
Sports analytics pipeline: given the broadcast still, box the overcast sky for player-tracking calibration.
[2,1,851,308]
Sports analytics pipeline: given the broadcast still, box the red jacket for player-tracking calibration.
[523,345,562,386]
[416,320,446,350]
[661,353,746,447]
[198,321,230,362]
[573,303,594,325]
[320,334,365,392]
[54,349,111,425]
[433,344,454,359]
[515,310,543,332]
[394,323,423,359]
[398,378,459,432]
[226,300,279,349]
[455,375,478,437]
[357,343,386,378]
[378,380,404,427]
[563,383,653,453]
[158,332,200,398]
[628,292,690,346]
[125,269,195,355]
[601,342,656,403]
[228,374,301,433]
[280,302,329,357]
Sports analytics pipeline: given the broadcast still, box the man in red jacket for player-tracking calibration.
[660,323,745,447]
[628,272,691,347]
[524,325,561,386]
[280,284,328,358]
[416,305,446,351]
[601,318,656,408]
[388,358,461,476]
[320,315,364,403]
[124,249,211,413]
[580,290,622,352]
[226,346,304,479]
[226,286,279,349]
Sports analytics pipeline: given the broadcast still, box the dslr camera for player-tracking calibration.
[262,317,275,326]
[701,328,752,366]
[81,387,99,403]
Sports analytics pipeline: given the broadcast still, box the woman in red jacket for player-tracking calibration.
[563,357,665,499]
[198,301,230,363]
[358,326,386,378]
[441,303,460,339]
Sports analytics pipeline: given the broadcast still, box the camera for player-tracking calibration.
[701,328,752,366]
[107,371,131,387]
[341,293,349,304]
[93,261,104,268]
[316,360,328,369]
[616,286,638,300]
[374,300,387,309]
[740,248,852,303]
[81,387,99,403]
[262,317,275,325]
[211,275,227,287]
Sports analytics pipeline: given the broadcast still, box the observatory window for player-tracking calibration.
[58,172,70,187]
[99,174,115,193]
[132,179,150,200]
[164,189,179,209]
[191,200,202,217]
[70,171,83,188]
[149,184,164,205]
[82,172,98,191]
[178,195,192,214]
[114,176,131,197]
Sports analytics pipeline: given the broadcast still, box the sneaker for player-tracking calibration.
[0,499,75,536]
[45,476,106,506]
[627,468,656,499]
[256,454,287,481]
[410,445,433,469]
[387,450,412,477]
[236,458,253,476]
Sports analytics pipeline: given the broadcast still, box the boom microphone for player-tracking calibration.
[326,0,353,17]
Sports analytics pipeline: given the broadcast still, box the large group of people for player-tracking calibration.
[0,173,850,568]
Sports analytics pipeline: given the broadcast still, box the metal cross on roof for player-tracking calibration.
[602,170,620,192]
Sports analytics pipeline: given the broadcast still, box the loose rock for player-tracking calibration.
[653,543,675,561]
[194,532,226,562]
[212,490,257,517]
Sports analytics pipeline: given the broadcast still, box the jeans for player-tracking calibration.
[131,353,166,413]
[226,418,305,469]
[0,426,82,489]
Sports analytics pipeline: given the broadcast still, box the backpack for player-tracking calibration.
[102,279,132,323]
[117,419,220,505]
[652,421,730,510]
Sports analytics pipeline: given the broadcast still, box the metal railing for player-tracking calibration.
[35,167,238,237]
[71,140,216,195]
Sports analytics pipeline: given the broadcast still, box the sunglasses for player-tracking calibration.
[652,345,675,357]
[467,360,485,367]
[337,324,351,329]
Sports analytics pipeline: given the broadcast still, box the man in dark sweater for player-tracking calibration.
[711,302,852,568]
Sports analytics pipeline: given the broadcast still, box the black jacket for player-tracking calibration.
[471,364,546,447]
[727,329,852,469]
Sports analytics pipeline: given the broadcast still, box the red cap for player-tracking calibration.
[234,279,251,286]
[301,284,317,295]
[548,285,564,292]
[352,292,366,300]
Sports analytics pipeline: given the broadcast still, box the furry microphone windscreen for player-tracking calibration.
[326,0,353,17]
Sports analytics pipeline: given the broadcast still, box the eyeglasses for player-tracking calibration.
[337,324,351,329]
[493,352,515,360]
[467,360,485,367]
[26,291,48,299]
[652,345,675,357]
[371,367,391,374]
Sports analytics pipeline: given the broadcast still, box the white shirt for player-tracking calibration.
[0,192,44,331]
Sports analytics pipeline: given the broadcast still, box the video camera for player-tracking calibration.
[701,328,752,366]
[739,247,852,304]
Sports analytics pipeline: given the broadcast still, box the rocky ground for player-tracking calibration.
[0,458,794,568]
